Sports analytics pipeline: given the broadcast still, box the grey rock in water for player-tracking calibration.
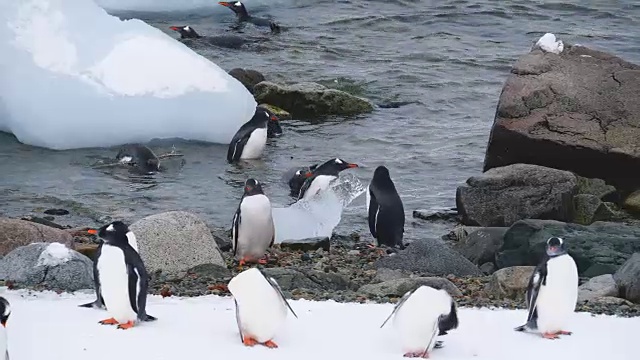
[453,227,507,265]
[253,81,374,119]
[485,266,535,300]
[0,242,93,291]
[0,217,74,256]
[484,44,640,191]
[358,277,462,298]
[228,68,265,94]
[578,274,619,302]
[456,164,577,227]
[374,238,482,276]
[495,219,640,277]
[280,237,330,252]
[129,211,225,273]
[613,253,640,303]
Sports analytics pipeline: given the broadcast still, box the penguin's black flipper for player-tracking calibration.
[257,269,298,318]
[232,204,242,257]
[226,123,255,163]
[297,175,316,200]
[79,243,105,309]
[380,288,415,328]
[124,245,156,322]
[515,260,548,331]
[233,298,244,343]
[367,188,379,239]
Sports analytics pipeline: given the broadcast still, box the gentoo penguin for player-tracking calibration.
[265,108,283,138]
[218,1,281,33]
[169,25,248,50]
[287,164,318,197]
[515,236,578,339]
[381,286,459,358]
[228,267,297,348]
[227,107,279,163]
[79,225,139,310]
[367,166,405,249]
[115,144,160,173]
[0,297,10,360]
[232,179,275,266]
[297,158,359,200]
[90,221,156,329]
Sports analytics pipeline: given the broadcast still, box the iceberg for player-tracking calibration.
[0,0,256,150]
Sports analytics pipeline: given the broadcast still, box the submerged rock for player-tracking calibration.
[0,217,74,256]
[280,237,330,252]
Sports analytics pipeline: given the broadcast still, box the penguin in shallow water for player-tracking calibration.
[232,179,275,266]
[228,267,297,348]
[227,107,279,163]
[381,285,459,358]
[116,144,160,173]
[367,166,405,249]
[169,25,250,50]
[264,107,283,138]
[218,1,281,33]
[515,236,578,339]
[286,164,318,197]
[0,297,10,360]
[297,158,359,200]
[90,221,156,329]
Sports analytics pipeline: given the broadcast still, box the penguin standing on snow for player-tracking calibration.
[0,297,10,360]
[227,107,280,163]
[90,221,156,329]
[515,236,578,339]
[297,158,359,200]
[228,267,297,348]
[367,166,405,249]
[381,286,459,358]
[232,179,275,267]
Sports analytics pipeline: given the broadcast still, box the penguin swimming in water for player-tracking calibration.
[515,236,578,339]
[367,166,405,249]
[232,179,275,267]
[218,1,281,33]
[0,297,10,360]
[264,107,283,138]
[116,144,160,173]
[169,25,257,50]
[297,158,359,200]
[381,286,459,358]
[228,267,298,348]
[286,164,318,197]
[227,107,280,163]
[90,221,156,329]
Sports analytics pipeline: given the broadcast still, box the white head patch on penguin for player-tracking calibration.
[297,158,359,200]
[227,107,278,163]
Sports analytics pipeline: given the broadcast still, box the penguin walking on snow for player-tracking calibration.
[515,236,578,339]
[232,179,275,267]
[367,166,405,249]
[0,297,10,360]
[227,107,280,163]
[90,221,156,329]
[228,267,298,348]
[297,158,359,200]
[381,286,459,358]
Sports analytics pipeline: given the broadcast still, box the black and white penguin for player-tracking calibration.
[0,297,10,360]
[227,107,279,163]
[232,179,275,266]
[116,144,161,173]
[367,166,405,249]
[169,25,249,49]
[89,221,156,329]
[515,236,578,339]
[297,158,359,200]
[264,108,283,138]
[286,164,318,197]
[228,267,297,348]
[218,1,281,32]
[380,285,459,358]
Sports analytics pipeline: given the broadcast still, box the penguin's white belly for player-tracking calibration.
[536,255,578,333]
[97,245,138,323]
[302,175,336,200]
[236,195,274,259]
[393,287,449,353]
[240,128,267,159]
[0,327,7,360]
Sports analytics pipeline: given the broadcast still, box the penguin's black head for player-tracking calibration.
[116,144,161,172]
[169,25,200,39]
[89,221,131,246]
[546,237,567,257]
[0,296,10,327]
[329,158,359,172]
[373,165,390,179]
[218,1,248,17]
[244,178,264,196]
[256,106,282,137]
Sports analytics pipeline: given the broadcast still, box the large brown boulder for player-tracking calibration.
[0,218,74,256]
[483,44,640,191]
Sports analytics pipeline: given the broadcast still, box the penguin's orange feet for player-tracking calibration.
[403,351,429,358]
[117,321,135,330]
[554,330,572,335]
[542,332,560,339]
[263,340,278,348]
[98,318,118,325]
[242,337,258,347]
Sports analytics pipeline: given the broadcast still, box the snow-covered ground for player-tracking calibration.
[2,288,637,360]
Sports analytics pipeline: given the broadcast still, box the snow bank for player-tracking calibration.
[535,33,564,54]
[1,288,638,360]
[0,0,256,150]
[273,173,366,243]
[95,0,291,13]
[36,242,72,267]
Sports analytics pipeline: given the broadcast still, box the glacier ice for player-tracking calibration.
[273,173,366,243]
[0,0,256,150]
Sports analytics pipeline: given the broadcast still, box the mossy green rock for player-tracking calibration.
[623,190,640,214]
[259,103,292,120]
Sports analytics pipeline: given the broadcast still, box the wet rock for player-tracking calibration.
[495,219,640,277]
[578,274,619,302]
[0,242,93,291]
[485,266,535,300]
[259,103,292,121]
[253,81,375,119]
[280,237,330,252]
[623,190,640,214]
[456,164,577,227]
[576,176,617,201]
[412,208,459,222]
[261,268,350,292]
[375,238,482,277]
[358,277,462,298]
[44,209,69,216]
[228,68,265,94]
[211,227,232,253]
[613,253,640,303]
[484,44,640,192]
[572,194,604,225]
[129,211,225,273]
[453,227,507,265]
[0,217,74,256]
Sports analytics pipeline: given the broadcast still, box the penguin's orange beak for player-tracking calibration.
[218,1,232,6]
[347,163,359,168]
[87,229,98,235]
[169,26,180,31]
[270,115,279,122]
